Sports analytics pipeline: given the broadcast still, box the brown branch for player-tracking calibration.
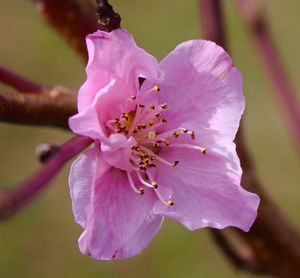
[0,136,92,219]
[0,87,76,129]
[199,0,300,276]
[33,0,121,62]
[0,65,45,93]
[235,0,300,153]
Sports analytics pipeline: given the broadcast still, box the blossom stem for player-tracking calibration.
[235,0,300,152]
[0,136,92,220]
[199,0,300,276]
[0,65,45,93]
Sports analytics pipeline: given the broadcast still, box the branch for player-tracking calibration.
[199,0,300,276]
[235,0,300,152]
[0,65,45,93]
[0,136,92,219]
[33,0,121,61]
[0,87,76,129]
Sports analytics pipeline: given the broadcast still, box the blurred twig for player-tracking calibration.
[0,87,76,129]
[199,0,300,276]
[33,0,121,62]
[0,136,92,220]
[235,0,300,152]
[0,65,45,93]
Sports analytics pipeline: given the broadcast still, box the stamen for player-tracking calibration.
[189,131,195,140]
[137,171,157,188]
[149,104,155,110]
[160,103,168,110]
[173,130,180,138]
[167,200,174,206]
[148,131,157,140]
[128,96,136,101]
[127,171,144,195]
[168,143,207,154]
[153,85,160,92]
[161,119,168,124]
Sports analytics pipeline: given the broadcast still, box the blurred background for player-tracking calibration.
[0,1,299,277]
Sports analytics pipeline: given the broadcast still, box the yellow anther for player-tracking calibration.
[167,200,174,206]
[138,104,145,109]
[173,130,180,138]
[200,147,206,154]
[164,140,170,146]
[161,119,168,125]
[127,96,136,100]
[150,155,156,160]
[154,113,161,118]
[148,131,157,140]
[153,85,160,92]
[149,104,155,110]
[182,128,188,133]
[189,131,195,140]
[122,113,129,121]
[148,120,154,126]
[172,161,179,167]
[151,181,158,188]
[160,103,168,110]
[139,188,144,195]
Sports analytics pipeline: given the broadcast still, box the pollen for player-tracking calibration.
[182,128,188,133]
[200,147,206,154]
[160,103,168,110]
[151,181,158,188]
[164,140,170,146]
[122,113,129,121]
[173,130,180,138]
[127,96,136,100]
[148,131,157,140]
[167,200,174,206]
[153,85,160,92]
[148,120,154,126]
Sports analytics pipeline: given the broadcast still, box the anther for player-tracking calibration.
[182,128,188,133]
[148,131,157,140]
[173,130,180,138]
[189,131,195,139]
[138,104,145,109]
[128,96,136,100]
[151,181,158,188]
[200,147,206,154]
[164,140,170,146]
[149,104,155,110]
[139,188,144,195]
[160,103,168,110]
[154,113,161,118]
[167,200,174,206]
[122,113,129,121]
[148,120,154,126]
[172,161,179,167]
[153,85,160,92]
[161,119,168,125]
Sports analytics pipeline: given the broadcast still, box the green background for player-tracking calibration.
[0,1,299,277]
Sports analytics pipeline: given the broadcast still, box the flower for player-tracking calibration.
[68,28,259,260]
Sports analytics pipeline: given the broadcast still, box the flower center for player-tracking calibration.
[105,85,206,206]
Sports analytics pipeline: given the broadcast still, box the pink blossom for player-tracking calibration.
[68,29,259,260]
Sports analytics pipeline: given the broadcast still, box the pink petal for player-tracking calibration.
[153,130,259,232]
[68,144,110,227]
[157,40,244,140]
[78,29,158,112]
[69,145,163,260]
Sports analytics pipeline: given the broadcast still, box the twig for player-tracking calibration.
[199,0,300,276]
[235,0,300,152]
[0,87,76,129]
[0,65,45,93]
[0,136,92,220]
[33,0,121,62]
[33,0,98,61]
